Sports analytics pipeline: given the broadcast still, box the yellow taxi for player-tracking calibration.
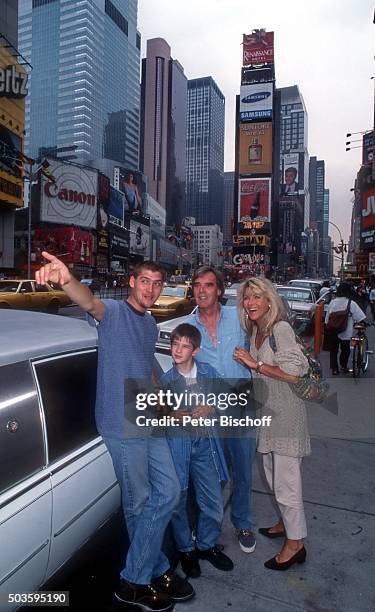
[0,279,72,314]
[149,284,195,319]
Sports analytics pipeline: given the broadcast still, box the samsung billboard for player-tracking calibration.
[239,83,273,122]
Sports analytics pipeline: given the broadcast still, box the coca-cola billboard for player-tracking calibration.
[238,178,271,223]
[40,160,98,229]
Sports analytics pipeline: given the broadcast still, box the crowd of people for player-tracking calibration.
[35,254,372,612]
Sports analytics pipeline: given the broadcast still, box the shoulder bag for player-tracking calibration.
[326,299,351,334]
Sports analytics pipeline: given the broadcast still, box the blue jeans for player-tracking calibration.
[170,437,224,551]
[103,436,180,584]
[221,437,256,529]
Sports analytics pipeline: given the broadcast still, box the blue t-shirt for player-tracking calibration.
[95,299,157,439]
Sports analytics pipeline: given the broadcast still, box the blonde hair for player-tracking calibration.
[237,277,287,336]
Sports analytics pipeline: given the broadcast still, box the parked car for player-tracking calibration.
[80,278,101,292]
[148,284,195,319]
[156,307,198,348]
[0,310,175,609]
[276,285,317,329]
[287,279,324,298]
[0,280,71,314]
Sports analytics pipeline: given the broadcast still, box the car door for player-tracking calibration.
[17,281,34,310]
[0,361,52,601]
[32,282,51,310]
[32,349,120,581]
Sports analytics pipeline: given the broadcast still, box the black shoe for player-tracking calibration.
[264,546,306,571]
[180,550,201,578]
[197,546,234,571]
[114,579,173,611]
[152,570,195,602]
[259,526,286,539]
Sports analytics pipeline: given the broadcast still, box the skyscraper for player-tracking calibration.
[140,38,187,225]
[309,156,327,273]
[223,171,235,243]
[1,0,18,48]
[185,77,225,227]
[18,0,141,167]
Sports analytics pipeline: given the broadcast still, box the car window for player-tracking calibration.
[161,287,185,297]
[20,281,34,293]
[0,361,45,495]
[278,288,312,302]
[0,281,20,293]
[34,284,49,293]
[33,350,98,464]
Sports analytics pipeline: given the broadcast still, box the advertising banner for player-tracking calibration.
[241,65,274,85]
[145,193,166,237]
[40,160,97,229]
[130,220,150,257]
[239,83,273,122]
[281,153,300,196]
[108,185,126,226]
[368,252,375,273]
[33,227,94,266]
[109,224,130,261]
[97,173,110,229]
[237,220,270,235]
[239,122,272,175]
[238,178,271,222]
[114,167,147,213]
[361,187,375,230]
[362,131,374,166]
[243,31,274,66]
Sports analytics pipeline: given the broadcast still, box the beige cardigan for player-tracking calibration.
[250,320,311,457]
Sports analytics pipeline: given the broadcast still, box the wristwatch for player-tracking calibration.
[255,361,264,373]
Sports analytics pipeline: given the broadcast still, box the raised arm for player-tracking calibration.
[35,251,105,321]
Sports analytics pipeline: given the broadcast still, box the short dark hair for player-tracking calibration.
[192,265,225,299]
[132,261,166,282]
[170,323,201,350]
[336,282,353,298]
[285,166,297,178]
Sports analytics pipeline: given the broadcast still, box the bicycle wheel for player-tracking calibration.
[352,344,361,378]
[361,338,369,373]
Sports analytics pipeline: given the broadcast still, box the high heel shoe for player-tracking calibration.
[258,527,286,539]
[264,546,306,571]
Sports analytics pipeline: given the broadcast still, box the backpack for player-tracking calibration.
[326,299,351,334]
[269,329,329,403]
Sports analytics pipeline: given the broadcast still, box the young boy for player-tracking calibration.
[161,323,233,578]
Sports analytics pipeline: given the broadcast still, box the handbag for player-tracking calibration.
[269,331,329,403]
[326,299,351,334]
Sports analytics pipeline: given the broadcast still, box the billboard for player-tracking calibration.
[238,178,271,222]
[362,131,374,166]
[369,252,375,273]
[241,65,274,85]
[239,83,273,122]
[114,167,147,213]
[243,30,274,66]
[40,160,97,229]
[33,227,94,266]
[130,220,150,257]
[108,185,126,226]
[239,122,272,175]
[281,153,300,196]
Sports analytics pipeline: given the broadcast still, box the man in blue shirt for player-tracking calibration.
[187,266,257,554]
[36,251,194,612]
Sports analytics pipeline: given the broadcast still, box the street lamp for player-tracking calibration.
[328,221,347,281]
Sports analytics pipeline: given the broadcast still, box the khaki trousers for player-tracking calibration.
[262,452,307,540]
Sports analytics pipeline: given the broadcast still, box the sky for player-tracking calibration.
[138,0,374,244]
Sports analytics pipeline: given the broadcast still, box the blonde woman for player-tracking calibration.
[233,278,310,571]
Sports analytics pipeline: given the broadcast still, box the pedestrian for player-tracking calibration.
[187,266,257,554]
[355,279,369,313]
[370,285,375,323]
[233,277,310,570]
[161,323,233,578]
[325,282,366,375]
[36,251,194,612]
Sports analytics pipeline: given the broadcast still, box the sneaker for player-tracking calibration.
[237,529,256,553]
[180,550,201,578]
[114,579,173,611]
[152,570,195,602]
[197,546,234,571]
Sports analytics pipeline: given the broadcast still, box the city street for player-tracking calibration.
[41,313,375,612]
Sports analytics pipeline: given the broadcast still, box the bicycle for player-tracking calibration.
[350,322,373,378]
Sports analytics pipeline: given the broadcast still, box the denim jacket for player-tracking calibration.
[161,360,229,490]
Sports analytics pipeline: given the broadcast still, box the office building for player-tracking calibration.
[140,38,187,225]
[223,171,235,243]
[18,0,141,167]
[192,224,223,266]
[309,156,326,273]
[185,77,225,227]
[1,0,18,48]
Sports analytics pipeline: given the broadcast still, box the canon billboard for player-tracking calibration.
[40,160,97,229]
[239,83,273,122]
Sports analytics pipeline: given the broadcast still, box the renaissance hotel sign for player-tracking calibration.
[40,160,98,229]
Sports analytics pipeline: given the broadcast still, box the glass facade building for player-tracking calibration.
[185,77,225,227]
[0,0,18,47]
[18,0,140,167]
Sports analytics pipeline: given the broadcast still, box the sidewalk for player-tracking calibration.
[175,324,375,612]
